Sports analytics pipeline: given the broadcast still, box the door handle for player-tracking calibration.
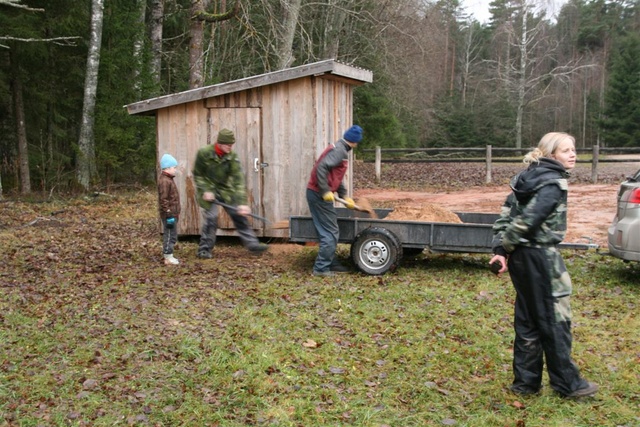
[253,158,269,172]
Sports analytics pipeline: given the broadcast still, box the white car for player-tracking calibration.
[608,168,640,261]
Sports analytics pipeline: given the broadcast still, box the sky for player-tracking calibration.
[461,0,493,23]
[461,0,569,23]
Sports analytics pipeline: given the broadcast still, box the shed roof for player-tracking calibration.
[125,59,373,116]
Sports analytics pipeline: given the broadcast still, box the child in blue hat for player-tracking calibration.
[158,154,181,265]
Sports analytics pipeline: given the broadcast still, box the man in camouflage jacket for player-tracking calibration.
[193,128,267,258]
[491,156,595,397]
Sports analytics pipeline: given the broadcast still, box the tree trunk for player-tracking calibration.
[322,0,347,59]
[275,0,302,69]
[515,7,527,150]
[189,0,206,89]
[132,0,147,91]
[10,48,31,194]
[150,0,164,86]
[77,0,104,191]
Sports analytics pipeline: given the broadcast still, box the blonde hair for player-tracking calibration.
[523,132,575,164]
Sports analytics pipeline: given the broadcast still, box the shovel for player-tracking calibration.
[335,196,376,217]
[212,200,272,224]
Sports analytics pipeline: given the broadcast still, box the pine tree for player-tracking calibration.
[601,34,640,147]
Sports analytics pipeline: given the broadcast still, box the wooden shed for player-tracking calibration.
[126,59,373,238]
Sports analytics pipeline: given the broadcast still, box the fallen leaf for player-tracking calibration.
[302,339,318,348]
[82,379,98,390]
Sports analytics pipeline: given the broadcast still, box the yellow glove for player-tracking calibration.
[322,191,335,202]
[343,197,356,209]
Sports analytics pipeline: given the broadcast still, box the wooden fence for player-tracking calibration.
[360,146,640,184]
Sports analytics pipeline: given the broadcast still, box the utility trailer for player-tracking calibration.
[289,208,598,275]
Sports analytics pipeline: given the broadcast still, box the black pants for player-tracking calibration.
[508,246,588,396]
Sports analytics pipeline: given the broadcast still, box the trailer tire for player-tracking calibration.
[351,227,403,275]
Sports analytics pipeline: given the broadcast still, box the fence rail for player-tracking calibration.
[360,145,640,184]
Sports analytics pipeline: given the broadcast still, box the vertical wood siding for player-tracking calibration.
[156,76,357,238]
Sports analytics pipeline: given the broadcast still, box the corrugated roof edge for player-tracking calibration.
[125,59,373,116]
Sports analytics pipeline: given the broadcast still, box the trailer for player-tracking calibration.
[289,208,598,275]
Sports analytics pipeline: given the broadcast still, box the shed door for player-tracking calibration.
[209,108,264,233]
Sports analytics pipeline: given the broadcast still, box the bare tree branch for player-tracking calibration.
[0,0,44,12]
[0,36,81,47]
[194,0,240,23]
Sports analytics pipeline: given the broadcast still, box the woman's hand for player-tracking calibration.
[489,254,508,275]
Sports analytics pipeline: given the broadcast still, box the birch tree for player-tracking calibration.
[77,0,104,190]
[458,21,485,107]
[149,0,164,86]
[487,0,594,148]
[132,0,147,91]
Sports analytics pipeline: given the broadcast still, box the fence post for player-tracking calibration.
[591,144,599,184]
[375,146,381,184]
[486,145,492,184]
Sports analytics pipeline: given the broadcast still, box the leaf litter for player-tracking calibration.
[0,163,638,425]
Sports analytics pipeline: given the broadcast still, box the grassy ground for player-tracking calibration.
[0,191,638,426]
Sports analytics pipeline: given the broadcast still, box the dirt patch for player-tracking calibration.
[351,160,640,249]
[265,242,311,255]
[356,183,620,248]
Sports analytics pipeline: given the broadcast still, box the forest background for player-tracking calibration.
[1,0,640,195]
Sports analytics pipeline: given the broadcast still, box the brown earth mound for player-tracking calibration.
[384,204,462,223]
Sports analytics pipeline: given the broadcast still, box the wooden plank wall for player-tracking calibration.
[207,107,262,235]
[156,76,356,238]
[156,100,208,236]
[313,77,355,199]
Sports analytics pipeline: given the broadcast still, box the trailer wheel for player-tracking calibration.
[351,227,403,275]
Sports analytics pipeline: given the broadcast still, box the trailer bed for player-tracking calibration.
[289,208,598,275]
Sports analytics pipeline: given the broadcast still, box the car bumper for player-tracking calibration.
[608,216,640,261]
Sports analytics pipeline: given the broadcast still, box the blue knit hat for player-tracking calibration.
[343,125,363,143]
[160,154,178,170]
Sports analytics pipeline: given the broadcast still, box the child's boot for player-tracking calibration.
[164,254,180,265]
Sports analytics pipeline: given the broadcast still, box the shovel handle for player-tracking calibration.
[212,200,271,224]
[335,196,366,213]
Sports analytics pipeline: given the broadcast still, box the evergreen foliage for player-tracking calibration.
[354,84,410,152]
[427,94,516,147]
[601,33,640,147]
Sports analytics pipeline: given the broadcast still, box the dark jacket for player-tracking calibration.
[192,145,247,208]
[492,158,569,256]
[158,172,181,219]
[307,139,351,197]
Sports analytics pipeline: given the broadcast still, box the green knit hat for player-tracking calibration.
[217,128,236,144]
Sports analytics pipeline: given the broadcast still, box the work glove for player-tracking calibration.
[322,191,335,202]
[166,217,176,229]
[343,197,356,210]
